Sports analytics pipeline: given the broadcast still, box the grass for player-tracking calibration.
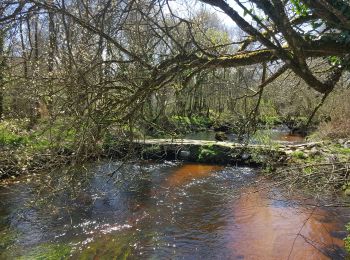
[0,122,29,147]
[0,119,79,178]
[0,119,78,151]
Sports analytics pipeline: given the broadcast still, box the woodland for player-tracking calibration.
[1,0,350,258]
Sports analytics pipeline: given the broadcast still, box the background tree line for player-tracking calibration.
[0,0,349,155]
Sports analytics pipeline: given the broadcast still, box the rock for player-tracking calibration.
[343,140,350,149]
[241,153,250,160]
[309,147,321,157]
[179,150,191,159]
[321,148,331,153]
[215,132,228,141]
[284,150,294,155]
[338,139,345,145]
[326,154,338,163]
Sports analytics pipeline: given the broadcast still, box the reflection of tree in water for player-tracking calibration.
[106,162,154,211]
[1,162,349,259]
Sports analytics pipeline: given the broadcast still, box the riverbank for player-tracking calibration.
[1,120,350,257]
[1,118,349,193]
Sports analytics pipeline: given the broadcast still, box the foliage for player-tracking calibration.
[197,145,220,162]
[168,115,213,134]
[291,0,309,16]
[291,150,307,159]
[0,121,29,147]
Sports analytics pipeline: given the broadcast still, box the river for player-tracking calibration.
[0,161,348,259]
[184,127,305,144]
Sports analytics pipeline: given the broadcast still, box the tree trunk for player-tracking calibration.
[0,30,4,121]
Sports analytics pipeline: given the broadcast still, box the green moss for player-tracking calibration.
[0,243,72,260]
[14,243,71,260]
[22,244,70,260]
[345,223,350,253]
[291,150,307,159]
[75,231,136,260]
[198,145,220,162]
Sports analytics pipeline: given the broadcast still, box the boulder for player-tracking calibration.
[343,140,350,149]
[309,147,321,157]
[215,132,228,141]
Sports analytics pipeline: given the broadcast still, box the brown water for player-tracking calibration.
[274,133,305,143]
[230,188,344,259]
[0,162,348,259]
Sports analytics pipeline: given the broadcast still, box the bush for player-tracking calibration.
[316,88,350,139]
[317,119,350,139]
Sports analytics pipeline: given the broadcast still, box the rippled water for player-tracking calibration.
[0,161,348,259]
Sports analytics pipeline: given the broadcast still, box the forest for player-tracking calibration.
[1,0,350,259]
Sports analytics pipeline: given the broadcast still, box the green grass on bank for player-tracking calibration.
[0,119,77,152]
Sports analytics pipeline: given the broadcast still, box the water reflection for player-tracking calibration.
[0,162,348,259]
[229,187,346,259]
[165,164,223,186]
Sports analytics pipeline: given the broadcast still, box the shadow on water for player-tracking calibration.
[0,161,348,259]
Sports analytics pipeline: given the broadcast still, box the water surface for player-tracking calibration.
[0,161,348,259]
[184,126,305,144]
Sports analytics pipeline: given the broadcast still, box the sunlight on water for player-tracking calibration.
[165,164,223,186]
[0,162,348,259]
[229,187,345,259]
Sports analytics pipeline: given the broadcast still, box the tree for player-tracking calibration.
[199,0,349,93]
[0,0,349,149]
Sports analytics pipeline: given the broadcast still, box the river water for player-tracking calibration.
[184,127,305,144]
[0,161,348,259]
